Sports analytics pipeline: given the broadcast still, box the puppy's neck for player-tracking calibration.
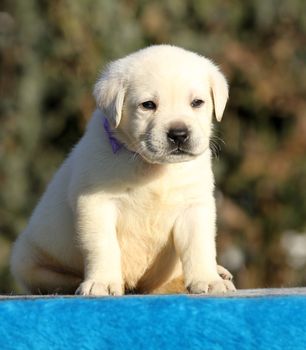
[102,117,125,154]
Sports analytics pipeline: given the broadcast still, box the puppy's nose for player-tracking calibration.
[167,125,189,145]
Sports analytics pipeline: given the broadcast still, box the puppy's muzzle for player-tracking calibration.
[167,122,190,148]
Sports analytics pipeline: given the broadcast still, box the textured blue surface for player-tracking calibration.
[1,295,306,350]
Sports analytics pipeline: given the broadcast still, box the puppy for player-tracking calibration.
[10,45,235,295]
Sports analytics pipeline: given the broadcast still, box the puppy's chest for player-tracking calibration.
[116,181,186,240]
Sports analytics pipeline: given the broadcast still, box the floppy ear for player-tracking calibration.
[209,65,229,122]
[93,64,125,128]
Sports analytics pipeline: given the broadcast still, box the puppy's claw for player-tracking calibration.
[223,279,236,292]
[217,265,233,281]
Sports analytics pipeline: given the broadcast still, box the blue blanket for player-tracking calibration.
[0,295,306,349]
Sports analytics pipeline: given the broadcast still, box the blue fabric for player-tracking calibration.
[0,295,306,350]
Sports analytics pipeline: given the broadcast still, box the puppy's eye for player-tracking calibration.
[191,99,204,108]
[141,101,157,110]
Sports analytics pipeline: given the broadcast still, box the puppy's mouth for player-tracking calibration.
[141,144,199,164]
[169,147,194,156]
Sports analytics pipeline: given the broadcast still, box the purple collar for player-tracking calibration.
[103,117,124,153]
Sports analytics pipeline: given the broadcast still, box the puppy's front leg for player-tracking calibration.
[173,205,235,294]
[74,195,123,296]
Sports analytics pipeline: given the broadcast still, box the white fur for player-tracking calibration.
[10,45,235,295]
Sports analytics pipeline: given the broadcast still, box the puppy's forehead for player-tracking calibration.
[126,52,211,98]
[129,74,208,100]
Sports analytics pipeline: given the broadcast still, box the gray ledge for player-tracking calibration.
[1,287,306,300]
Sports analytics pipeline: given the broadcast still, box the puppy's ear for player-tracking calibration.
[209,65,229,122]
[93,64,125,128]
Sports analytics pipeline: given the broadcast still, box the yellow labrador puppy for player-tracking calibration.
[11,45,235,295]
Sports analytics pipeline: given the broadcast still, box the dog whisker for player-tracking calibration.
[209,133,225,159]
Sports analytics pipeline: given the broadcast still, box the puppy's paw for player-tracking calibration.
[75,280,123,296]
[187,277,236,295]
[217,264,233,281]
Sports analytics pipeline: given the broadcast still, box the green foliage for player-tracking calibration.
[1,0,306,292]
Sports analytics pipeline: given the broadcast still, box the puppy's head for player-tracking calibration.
[94,45,228,164]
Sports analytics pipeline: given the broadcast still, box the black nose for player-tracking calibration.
[167,126,189,145]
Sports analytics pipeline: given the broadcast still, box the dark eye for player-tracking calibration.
[191,99,204,108]
[141,101,157,110]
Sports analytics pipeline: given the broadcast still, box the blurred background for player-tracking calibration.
[1,0,306,293]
